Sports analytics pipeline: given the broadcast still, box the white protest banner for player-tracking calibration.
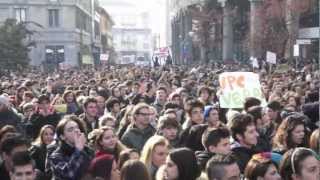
[266,51,276,64]
[100,53,109,61]
[219,72,266,108]
[250,57,259,68]
[293,44,299,57]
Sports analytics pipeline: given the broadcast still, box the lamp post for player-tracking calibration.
[218,0,234,62]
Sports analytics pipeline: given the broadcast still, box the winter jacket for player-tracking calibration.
[48,141,93,180]
[186,124,208,152]
[79,114,99,134]
[29,144,47,172]
[195,150,216,171]
[231,141,258,173]
[29,113,61,139]
[121,124,156,151]
[0,108,23,131]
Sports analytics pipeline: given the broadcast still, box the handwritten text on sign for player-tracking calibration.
[219,72,266,108]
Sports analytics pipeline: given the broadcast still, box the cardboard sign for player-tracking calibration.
[100,54,109,61]
[82,55,94,64]
[250,57,259,68]
[219,72,266,108]
[266,51,276,64]
[53,104,67,113]
[293,44,299,57]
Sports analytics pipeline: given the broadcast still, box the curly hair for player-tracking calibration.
[272,113,309,152]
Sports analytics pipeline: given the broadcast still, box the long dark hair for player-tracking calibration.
[120,160,151,180]
[169,148,200,180]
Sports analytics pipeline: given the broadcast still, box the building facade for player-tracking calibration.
[298,2,319,61]
[103,1,153,65]
[0,0,102,68]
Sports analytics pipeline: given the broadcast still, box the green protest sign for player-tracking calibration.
[219,72,266,108]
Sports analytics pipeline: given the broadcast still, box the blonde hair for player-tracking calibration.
[140,135,169,172]
[33,125,55,146]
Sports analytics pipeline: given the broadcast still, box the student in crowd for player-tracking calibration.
[92,126,127,162]
[309,128,319,153]
[121,103,156,151]
[229,113,260,173]
[180,99,204,149]
[195,127,231,170]
[29,94,61,139]
[105,97,121,119]
[266,101,282,126]
[120,159,151,180]
[117,105,135,139]
[79,97,99,134]
[140,135,169,179]
[118,149,140,169]
[0,135,29,180]
[153,87,168,114]
[162,147,200,180]
[197,86,212,106]
[206,154,241,180]
[279,147,320,180]
[99,115,116,128]
[244,153,281,180]
[29,125,55,172]
[47,115,93,180]
[85,154,120,180]
[95,95,106,118]
[247,106,272,151]
[157,115,180,148]
[62,90,80,115]
[186,105,223,152]
[10,151,37,180]
[272,113,309,154]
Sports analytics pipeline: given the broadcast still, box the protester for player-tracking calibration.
[163,147,200,180]
[206,154,241,180]
[140,135,169,179]
[121,103,156,151]
[29,125,55,172]
[0,62,318,180]
[279,147,320,180]
[120,159,151,180]
[47,115,93,180]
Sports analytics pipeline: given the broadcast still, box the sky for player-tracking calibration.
[100,0,168,46]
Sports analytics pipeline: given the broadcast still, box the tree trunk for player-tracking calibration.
[222,2,234,61]
[249,0,263,59]
[285,0,300,61]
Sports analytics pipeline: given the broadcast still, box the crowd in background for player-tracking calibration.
[0,62,319,180]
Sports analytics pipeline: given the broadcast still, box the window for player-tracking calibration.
[48,9,59,27]
[15,8,26,23]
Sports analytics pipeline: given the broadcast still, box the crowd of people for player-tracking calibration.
[0,62,319,180]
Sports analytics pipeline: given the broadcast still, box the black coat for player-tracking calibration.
[185,124,208,152]
[29,113,61,139]
[0,109,22,130]
[29,144,47,172]
[231,144,258,173]
[195,150,216,170]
